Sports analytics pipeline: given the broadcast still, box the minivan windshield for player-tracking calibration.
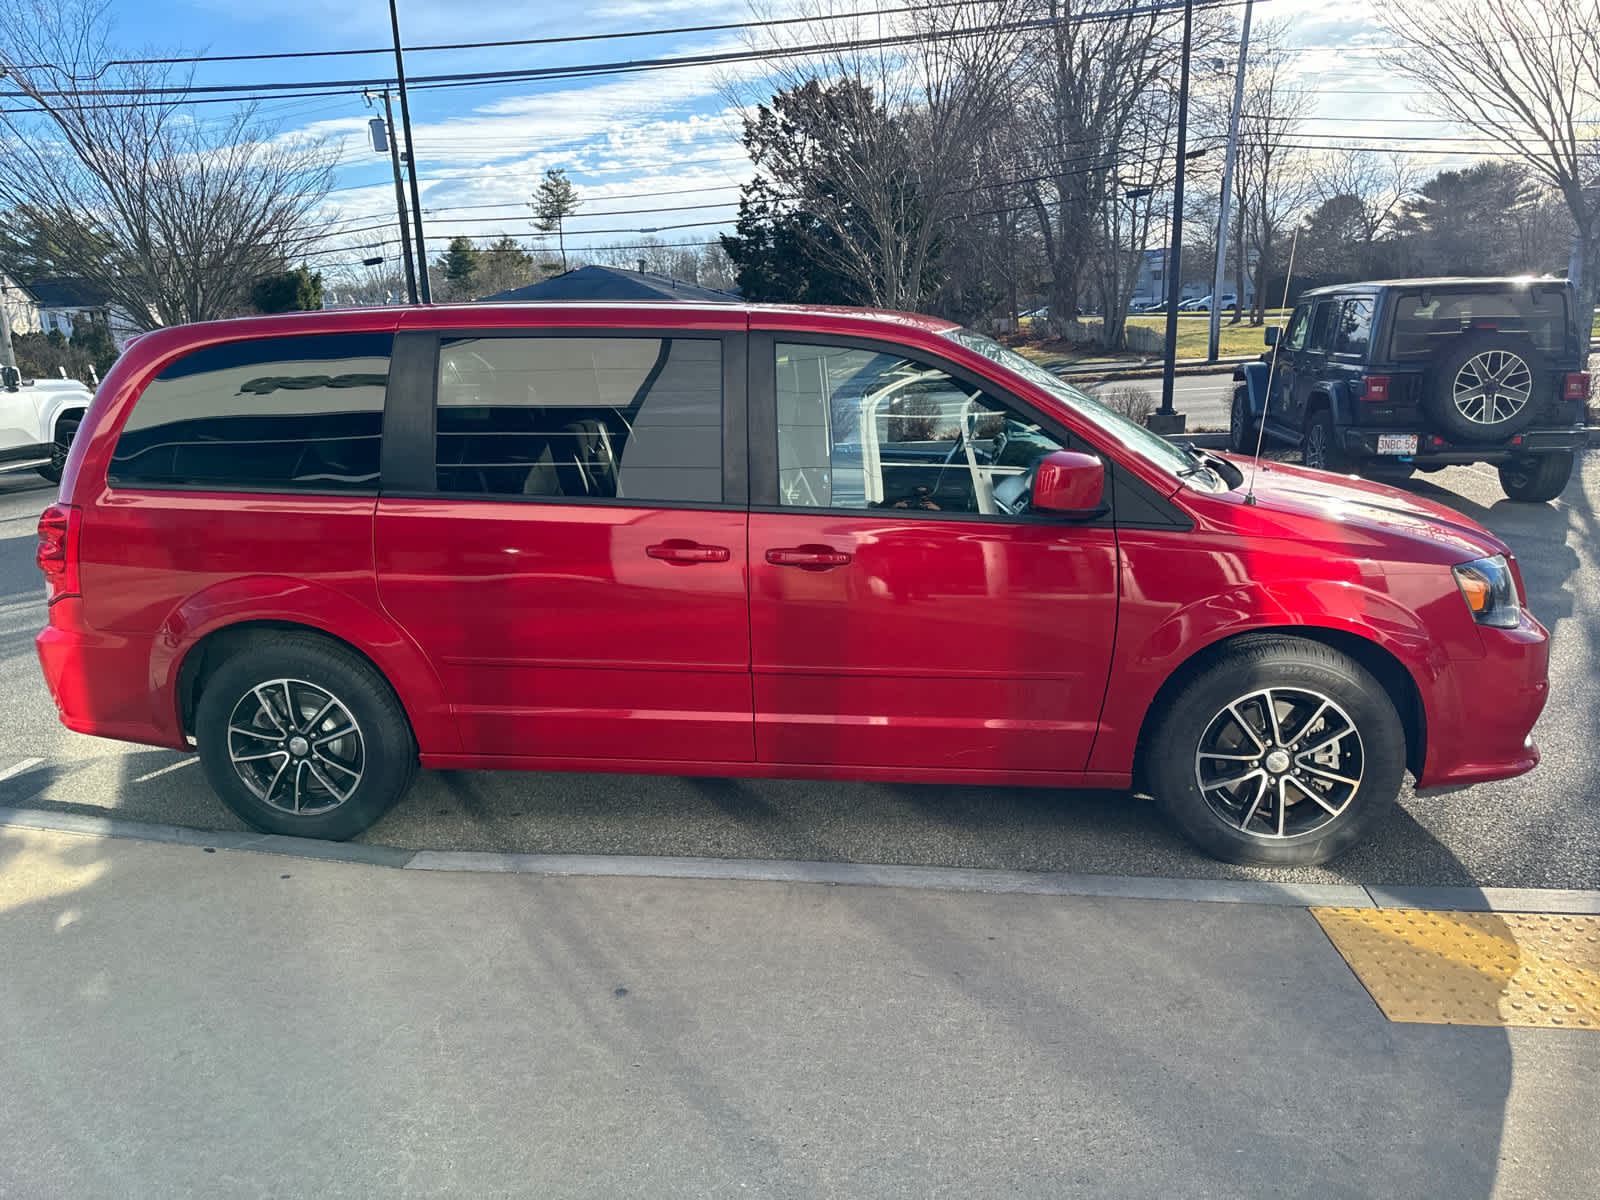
[942,327,1202,481]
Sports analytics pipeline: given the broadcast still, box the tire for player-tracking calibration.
[1425,333,1546,442]
[1228,387,1256,453]
[194,632,418,840]
[1498,450,1574,503]
[36,412,80,484]
[1301,408,1349,473]
[1143,637,1406,866]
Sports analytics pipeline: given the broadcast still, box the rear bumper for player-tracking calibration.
[1414,615,1550,790]
[36,600,188,750]
[1339,426,1590,465]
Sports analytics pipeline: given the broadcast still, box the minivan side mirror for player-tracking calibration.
[0,364,19,391]
[1264,326,1279,348]
[1030,450,1106,519]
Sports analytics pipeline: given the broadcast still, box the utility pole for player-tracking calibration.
[365,90,419,303]
[388,0,431,302]
[1208,0,1253,363]
[1150,0,1194,434]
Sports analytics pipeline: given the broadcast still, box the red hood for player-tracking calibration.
[1203,456,1508,565]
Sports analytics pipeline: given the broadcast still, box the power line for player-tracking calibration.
[0,0,1249,103]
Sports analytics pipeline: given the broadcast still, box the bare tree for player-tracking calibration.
[0,0,339,329]
[1231,22,1315,323]
[1380,0,1600,320]
[725,1,1026,310]
[1019,0,1175,338]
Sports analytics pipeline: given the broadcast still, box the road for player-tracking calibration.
[1082,371,1236,430]
[2,449,1597,890]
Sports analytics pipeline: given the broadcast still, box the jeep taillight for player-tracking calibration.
[36,504,82,603]
[1564,373,1590,401]
[1362,375,1391,402]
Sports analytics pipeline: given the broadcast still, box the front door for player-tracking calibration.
[748,339,1118,774]
[374,330,753,762]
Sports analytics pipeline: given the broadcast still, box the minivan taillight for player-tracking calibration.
[1564,373,1591,402]
[36,504,82,603]
[1362,375,1391,402]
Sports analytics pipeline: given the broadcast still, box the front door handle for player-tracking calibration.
[646,541,731,565]
[765,545,853,569]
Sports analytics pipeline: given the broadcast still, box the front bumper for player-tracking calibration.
[1413,615,1549,790]
[1339,426,1590,465]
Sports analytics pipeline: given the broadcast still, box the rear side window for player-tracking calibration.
[1332,298,1374,356]
[434,336,723,504]
[110,333,391,492]
[1307,302,1338,352]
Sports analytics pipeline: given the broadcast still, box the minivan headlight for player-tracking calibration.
[1452,555,1520,629]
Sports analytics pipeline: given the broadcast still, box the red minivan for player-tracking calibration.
[35,303,1550,864]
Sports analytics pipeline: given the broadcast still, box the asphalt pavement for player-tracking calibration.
[1,449,1597,890]
[3,826,1595,1198]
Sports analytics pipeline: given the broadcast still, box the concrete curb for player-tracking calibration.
[4,805,1599,914]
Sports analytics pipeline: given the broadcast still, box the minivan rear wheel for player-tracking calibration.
[1144,638,1405,865]
[194,634,417,840]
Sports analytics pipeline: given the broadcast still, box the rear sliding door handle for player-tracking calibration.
[765,546,853,568]
[646,541,731,564]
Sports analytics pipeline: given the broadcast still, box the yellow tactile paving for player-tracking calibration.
[1311,907,1600,1029]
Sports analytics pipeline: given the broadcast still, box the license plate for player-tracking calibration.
[1376,434,1418,455]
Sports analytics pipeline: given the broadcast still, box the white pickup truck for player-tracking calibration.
[0,367,93,483]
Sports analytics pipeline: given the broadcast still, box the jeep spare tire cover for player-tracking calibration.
[1425,332,1545,442]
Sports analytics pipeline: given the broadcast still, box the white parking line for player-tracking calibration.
[134,758,197,783]
[0,757,44,782]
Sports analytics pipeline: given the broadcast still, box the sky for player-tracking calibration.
[87,0,1490,276]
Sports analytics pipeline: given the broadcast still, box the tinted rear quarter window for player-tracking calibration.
[434,335,723,504]
[110,333,391,491]
[1332,298,1374,356]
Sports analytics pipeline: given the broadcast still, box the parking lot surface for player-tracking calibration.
[1,451,1596,889]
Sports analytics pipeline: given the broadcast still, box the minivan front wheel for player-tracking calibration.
[195,635,417,840]
[1144,638,1405,865]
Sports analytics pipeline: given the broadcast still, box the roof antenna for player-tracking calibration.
[1244,225,1300,505]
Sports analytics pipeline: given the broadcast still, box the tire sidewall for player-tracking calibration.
[1498,450,1574,502]
[1428,334,1546,442]
[1149,647,1406,866]
[1229,388,1251,452]
[195,641,415,840]
[1302,410,1340,471]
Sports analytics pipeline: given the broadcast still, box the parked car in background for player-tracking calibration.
[37,302,1550,866]
[0,369,92,483]
[1230,276,1592,501]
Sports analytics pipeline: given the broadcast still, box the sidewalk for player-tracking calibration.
[2,821,1596,1198]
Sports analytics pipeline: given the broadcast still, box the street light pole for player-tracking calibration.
[1208,0,1253,363]
[388,0,431,303]
[1150,0,1194,434]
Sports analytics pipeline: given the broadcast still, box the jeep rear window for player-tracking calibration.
[110,333,391,492]
[1386,287,1570,359]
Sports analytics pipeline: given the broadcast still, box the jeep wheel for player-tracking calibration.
[1302,409,1349,473]
[1228,387,1256,453]
[1499,451,1574,503]
[1426,333,1545,442]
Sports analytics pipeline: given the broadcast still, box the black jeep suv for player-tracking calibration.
[1230,277,1592,501]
